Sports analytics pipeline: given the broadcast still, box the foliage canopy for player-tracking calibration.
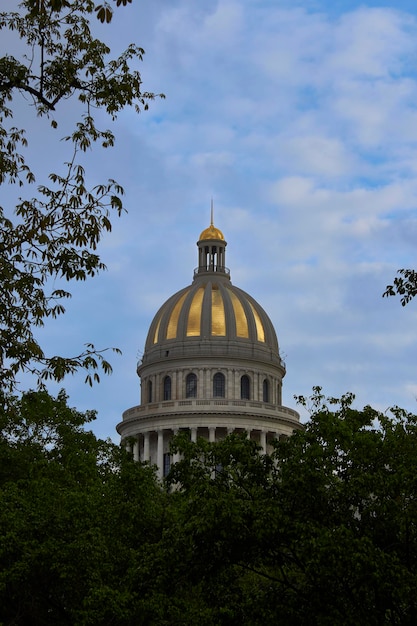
[163,388,417,624]
[2,388,417,625]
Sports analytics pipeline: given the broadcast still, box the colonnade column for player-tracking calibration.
[172,371,177,400]
[260,430,267,454]
[227,368,233,399]
[143,431,150,462]
[209,426,216,443]
[133,436,139,462]
[205,369,211,398]
[157,430,164,480]
[173,428,180,465]
[198,370,204,398]
[254,372,259,401]
[178,371,183,399]
[191,427,197,443]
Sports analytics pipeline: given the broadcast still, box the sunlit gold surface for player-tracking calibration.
[228,289,249,338]
[249,302,265,342]
[153,315,162,344]
[199,224,225,241]
[211,285,226,335]
[166,290,189,339]
[152,279,271,345]
[186,287,204,336]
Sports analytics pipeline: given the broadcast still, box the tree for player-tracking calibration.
[0,388,168,625]
[3,388,417,624]
[162,390,417,625]
[384,269,417,306]
[0,0,163,389]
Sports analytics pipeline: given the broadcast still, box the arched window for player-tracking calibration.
[241,375,250,400]
[213,372,225,398]
[163,376,171,401]
[262,379,269,403]
[186,373,197,398]
[148,380,153,403]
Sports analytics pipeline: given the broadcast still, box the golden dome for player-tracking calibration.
[199,223,225,241]
[139,221,284,373]
[145,279,279,352]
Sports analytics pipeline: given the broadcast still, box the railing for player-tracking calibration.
[122,398,300,421]
[193,266,230,277]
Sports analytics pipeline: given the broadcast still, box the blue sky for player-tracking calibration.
[4,0,417,439]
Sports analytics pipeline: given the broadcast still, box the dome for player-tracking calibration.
[199,224,225,241]
[140,218,282,369]
[118,217,301,480]
[144,280,279,354]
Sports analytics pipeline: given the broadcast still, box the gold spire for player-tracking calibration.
[199,200,225,241]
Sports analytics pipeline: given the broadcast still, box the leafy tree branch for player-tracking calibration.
[384,269,417,306]
[0,0,164,389]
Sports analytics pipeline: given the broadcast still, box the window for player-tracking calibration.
[240,375,250,400]
[163,376,171,401]
[186,373,197,398]
[163,453,171,477]
[148,380,153,403]
[262,379,269,403]
[213,372,225,398]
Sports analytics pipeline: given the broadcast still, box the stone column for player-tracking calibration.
[133,436,139,462]
[143,431,150,462]
[227,368,232,399]
[206,369,211,398]
[154,374,158,402]
[191,427,197,443]
[178,370,183,399]
[260,430,267,454]
[172,371,177,400]
[153,373,157,402]
[209,426,216,443]
[198,369,204,398]
[173,428,180,465]
[157,430,164,480]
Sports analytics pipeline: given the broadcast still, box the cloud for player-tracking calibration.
[6,0,417,438]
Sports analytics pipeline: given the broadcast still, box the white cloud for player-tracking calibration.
[8,0,417,438]
[328,8,416,78]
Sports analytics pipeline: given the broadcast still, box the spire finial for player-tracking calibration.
[210,198,214,226]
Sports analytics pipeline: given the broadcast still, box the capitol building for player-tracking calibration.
[117,217,301,478]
